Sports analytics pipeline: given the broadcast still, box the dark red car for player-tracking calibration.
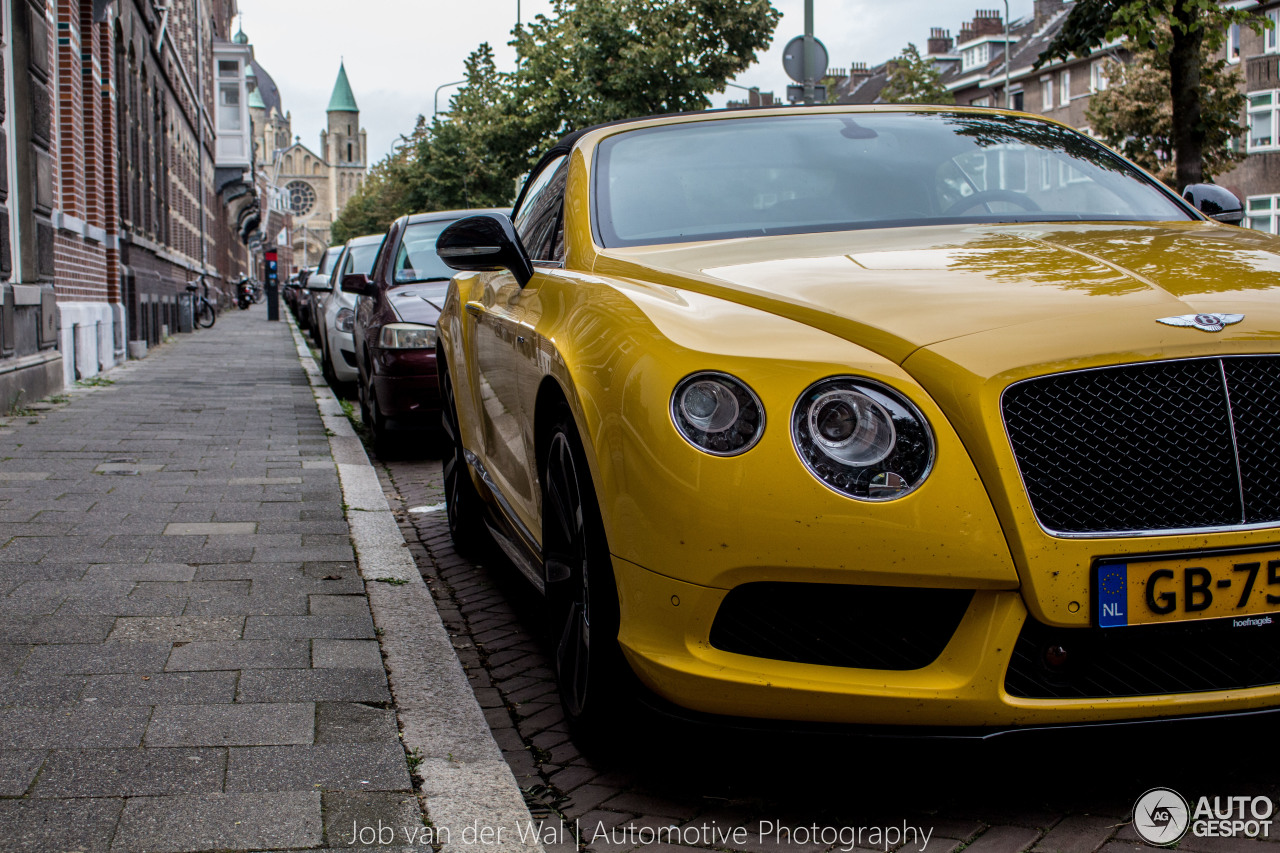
[342,208,505,455]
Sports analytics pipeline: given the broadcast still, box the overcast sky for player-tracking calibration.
[238,0,1035,165]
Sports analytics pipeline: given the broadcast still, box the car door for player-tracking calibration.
[467,157,569,539]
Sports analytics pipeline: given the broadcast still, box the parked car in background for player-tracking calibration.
[301,247,342,335]
[433,105,1280,740]
[342,208,505,456]
[319,233,384,386]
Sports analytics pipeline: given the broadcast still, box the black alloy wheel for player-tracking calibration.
[440,359,487,555]
[543,407,630,740]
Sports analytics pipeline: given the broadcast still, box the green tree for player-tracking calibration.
[880,43,954,105]
[1086,45,1245,186]
[1036,0,1267,188]
[331,0,781,239]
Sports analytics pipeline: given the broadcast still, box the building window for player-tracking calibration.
[1249,91,1279,151]
[1228,23,1241,63]
[961,42,990,71]
[218,59,238,78]
[1247,196,1280,233]
[1060,69,1071,104]
[1269,11,1280,53]
[1090,59,1110,92]
[1040,76,1053,110]
[218,83,241,131]
[1011,90,1024,111]
[971,95,992,108]
[286,180,316,216]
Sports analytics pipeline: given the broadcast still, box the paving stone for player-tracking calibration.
[1033,814,1122,853]
[81,671,238,705]
[0,674,87,706]
[32,747,225,797]
[313,639,384,669]
[113,791,322,852]
[0,749,46,795]
[165,639,310,671]
[315,702,401,744]
[145,702,315,747]
[106,615,244,642]
[0,643,30,676]
[226,741,412,793]
[163,521,257,535]
[22,641,173,675]
[0,615,116,643]
[322,791,425,849]
[82,563,195,583]
[966,826,1046,853]
[0,797,123,852]
[181,591,312,615]
[0,705,151,749]
[310,593,373,614]
[237,668,392,703]
[243,613,375,639]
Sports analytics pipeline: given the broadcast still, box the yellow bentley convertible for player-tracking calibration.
[434,105,1280,736]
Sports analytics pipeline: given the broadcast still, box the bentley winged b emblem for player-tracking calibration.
[1156,313,1245,332]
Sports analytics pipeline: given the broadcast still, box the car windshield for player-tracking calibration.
[394,220,459,283]
[344,241,381,277]
[593,111,1193,247]
[317,247,342,274]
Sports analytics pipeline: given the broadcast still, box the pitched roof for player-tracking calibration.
[327,62,358,113]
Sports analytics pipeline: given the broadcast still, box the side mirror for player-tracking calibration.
[436,213,534,287]
[1182,184,1244,225]
[342,273,376,296]
[308,281,333,292]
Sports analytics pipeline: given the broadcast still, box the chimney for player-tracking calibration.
[972,9,1004,37]
[848,62,873,86]
[958,22,975,44]
[927,28,954,55]
[1034,0,1066,26]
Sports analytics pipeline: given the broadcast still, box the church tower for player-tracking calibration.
[324,62,367,218]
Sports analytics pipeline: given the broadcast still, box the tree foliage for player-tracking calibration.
[1086,45,1244,186]
[332,0,780,240]
[880,43,954,106]
[1035,0,1267,188]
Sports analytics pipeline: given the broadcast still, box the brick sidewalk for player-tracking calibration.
[0,307,421,852]
[375,455,1280,853]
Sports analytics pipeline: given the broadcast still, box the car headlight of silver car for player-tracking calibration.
[379,323,437,349]
[792,377,934,500]
[335,308,355,333]
[671,371,765,456]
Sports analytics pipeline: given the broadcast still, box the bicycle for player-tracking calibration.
[186,277,216,329]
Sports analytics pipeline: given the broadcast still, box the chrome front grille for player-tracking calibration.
[1002,356,1280,536]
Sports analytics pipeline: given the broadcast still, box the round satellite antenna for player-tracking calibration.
[783,35,829,83]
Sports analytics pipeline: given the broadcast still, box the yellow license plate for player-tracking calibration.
[1097,551,1280,627]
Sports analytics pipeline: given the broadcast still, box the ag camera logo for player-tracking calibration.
[1133,788,1190,846]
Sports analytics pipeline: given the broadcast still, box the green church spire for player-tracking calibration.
[326,62,358,113]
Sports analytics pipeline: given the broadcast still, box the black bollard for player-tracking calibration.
[266,282,279,321]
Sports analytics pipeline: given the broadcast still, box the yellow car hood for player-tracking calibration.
[599,221,1280,368]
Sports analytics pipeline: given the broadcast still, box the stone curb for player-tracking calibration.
[286,317,543,853]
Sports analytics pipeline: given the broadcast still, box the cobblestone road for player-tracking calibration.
[366,431,1280,853]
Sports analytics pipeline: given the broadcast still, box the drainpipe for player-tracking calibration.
[195,0,207,275]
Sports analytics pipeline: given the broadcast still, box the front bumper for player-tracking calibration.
[613,557,1280,729]
[372,347,440,425]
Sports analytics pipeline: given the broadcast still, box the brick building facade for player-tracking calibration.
[0,0,265,407]
[0,0,61,409]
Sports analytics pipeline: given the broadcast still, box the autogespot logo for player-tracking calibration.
[1134,788,1190,847]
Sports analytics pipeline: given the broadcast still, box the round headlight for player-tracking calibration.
[671,372,765,456]
[792,377,933,501]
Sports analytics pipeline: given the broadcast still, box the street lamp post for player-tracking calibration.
[434,80,467,117]
[722,80,761,107]
[1003,0,1011,109]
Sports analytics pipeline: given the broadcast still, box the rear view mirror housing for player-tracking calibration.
[341,274,376,296]
[436,214,534,287]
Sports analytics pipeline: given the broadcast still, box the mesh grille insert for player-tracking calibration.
[1002,358,1264,534]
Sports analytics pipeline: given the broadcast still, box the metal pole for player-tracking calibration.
[434,80,467,116]
[803,0,815,106]
[1003,0,1011,109]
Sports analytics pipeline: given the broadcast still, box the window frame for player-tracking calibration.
[1040,75,1053,111]
[512,155,570,265]
[1247,195,1280,233]
[1248,90,1279,152]
[1060,69,1071,105]
[1268,11,1280,54]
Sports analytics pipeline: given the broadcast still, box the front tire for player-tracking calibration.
[542,407,630,742]
[440,358,488,556]
[198,300,216,328]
